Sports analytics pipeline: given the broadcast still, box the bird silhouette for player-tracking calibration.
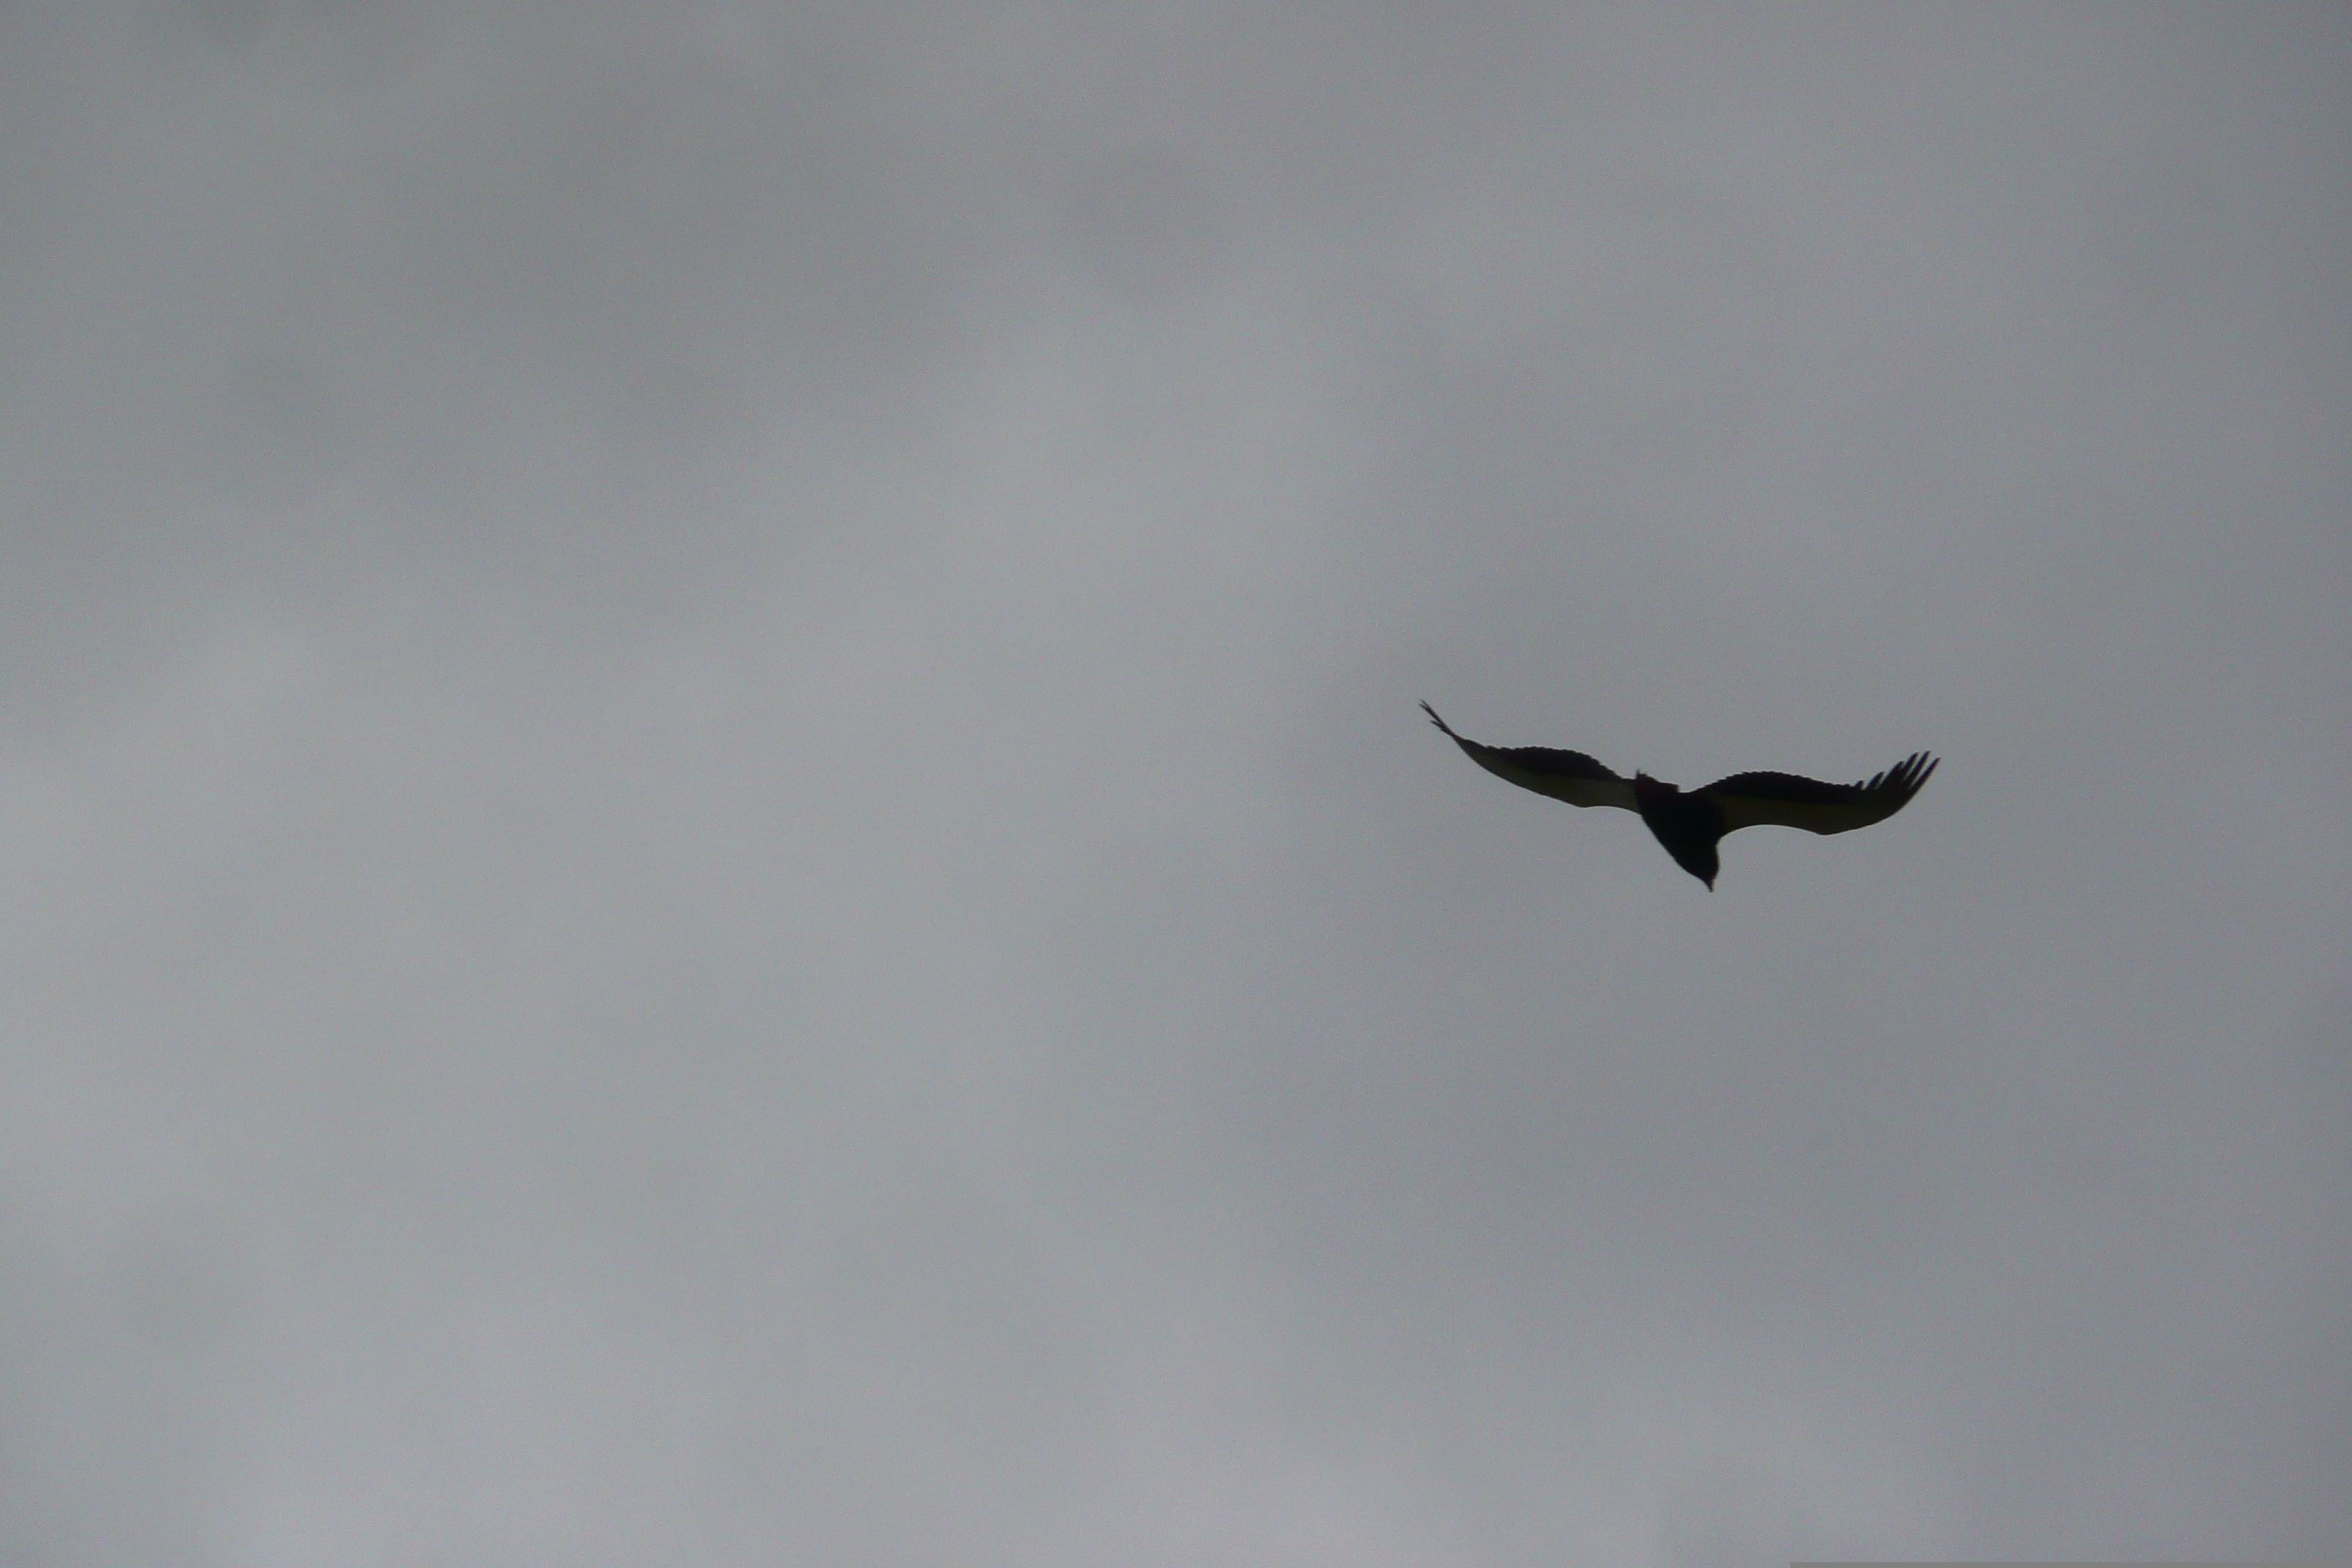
[1421,702,1937,889]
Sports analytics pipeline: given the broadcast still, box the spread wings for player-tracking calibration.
[1698,752,1938,836]
[1420,702,1637,812]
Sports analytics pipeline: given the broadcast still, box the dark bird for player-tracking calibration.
[1420,702,1937,889]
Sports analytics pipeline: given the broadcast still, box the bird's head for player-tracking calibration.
[1632,772,1677,807]
[1669,832,1720,891]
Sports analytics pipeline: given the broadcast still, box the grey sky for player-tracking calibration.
[1,4,2345,1564]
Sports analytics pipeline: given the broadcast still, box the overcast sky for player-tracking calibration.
[1,4,2345,1564]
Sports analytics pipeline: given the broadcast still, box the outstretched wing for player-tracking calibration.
[1420,701,1637,812]
[1698,752,1938,836]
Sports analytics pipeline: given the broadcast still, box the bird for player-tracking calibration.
[1420,701,1937,889]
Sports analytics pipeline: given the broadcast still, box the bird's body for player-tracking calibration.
[1421,702,1936,888]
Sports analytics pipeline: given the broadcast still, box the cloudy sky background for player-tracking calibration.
[1,4,2345,1564]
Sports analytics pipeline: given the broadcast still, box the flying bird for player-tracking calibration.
[1420,701,1936,889]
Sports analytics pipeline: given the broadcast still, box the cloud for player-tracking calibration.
[0,4,2345,1563]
